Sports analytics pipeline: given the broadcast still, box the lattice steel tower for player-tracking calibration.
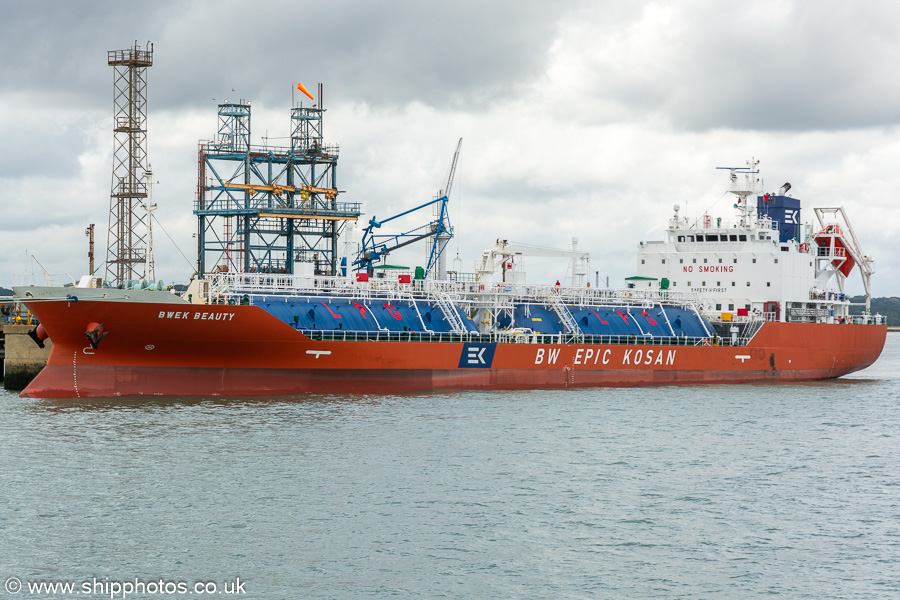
[106,42,153,286]
[195,84,360,276]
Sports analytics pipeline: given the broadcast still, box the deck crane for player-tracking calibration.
[354,138,462,279]
[476,238,591,286]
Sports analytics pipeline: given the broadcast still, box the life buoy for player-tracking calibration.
[799,242,809,253]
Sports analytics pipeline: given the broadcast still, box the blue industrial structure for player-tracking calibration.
[353,138,461,278]
[195,84,361,276]
[353,194,453,278]
[247,295,709,339]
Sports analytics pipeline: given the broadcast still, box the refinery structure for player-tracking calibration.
[102,44,368,287]
[99,41,464,289]
[196,84,362,278]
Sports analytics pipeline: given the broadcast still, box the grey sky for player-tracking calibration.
[2,0,899,295]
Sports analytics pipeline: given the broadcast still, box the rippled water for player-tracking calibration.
[2,335,899,599]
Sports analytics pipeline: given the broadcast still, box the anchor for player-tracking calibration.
[85,322,108,349]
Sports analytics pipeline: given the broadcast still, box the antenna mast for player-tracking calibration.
[85,224,95,275]
[143,167,157,282]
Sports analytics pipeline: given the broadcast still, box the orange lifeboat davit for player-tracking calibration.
[815,224,856,277]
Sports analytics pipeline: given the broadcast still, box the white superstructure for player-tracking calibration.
[634,159,875,325]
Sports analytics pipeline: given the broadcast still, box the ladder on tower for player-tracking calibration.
[547,292,581,336]
[435,292,468,334]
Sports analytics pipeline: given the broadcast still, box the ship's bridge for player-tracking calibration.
[633,165,858,325]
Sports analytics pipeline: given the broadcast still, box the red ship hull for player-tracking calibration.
[18,299,887,398]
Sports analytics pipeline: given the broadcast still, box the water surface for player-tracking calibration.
[2,335,899,598]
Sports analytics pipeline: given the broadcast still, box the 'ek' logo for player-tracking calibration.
[458,343,496,368]
[784,209,798,224]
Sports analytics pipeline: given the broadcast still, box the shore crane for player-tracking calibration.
[354,138,462,278]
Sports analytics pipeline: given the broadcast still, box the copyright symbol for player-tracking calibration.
[5,576,22,594]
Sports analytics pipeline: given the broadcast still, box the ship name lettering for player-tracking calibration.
[193,311,236,321]
[534,347,562,365]
[158,311,235,321]
[159,311,193,319]
[621,349,676,365]
[572,348,613,366]
[573,348,604,366]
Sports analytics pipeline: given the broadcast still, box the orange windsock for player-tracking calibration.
[296,82,314,100]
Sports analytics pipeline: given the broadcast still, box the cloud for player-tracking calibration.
[544,1,900,131]
[0,0,898,299]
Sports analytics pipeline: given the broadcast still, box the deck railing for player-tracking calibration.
[208,273,704,308]
[299,329,722,346]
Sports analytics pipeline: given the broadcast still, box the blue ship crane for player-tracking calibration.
[354,138,461,278]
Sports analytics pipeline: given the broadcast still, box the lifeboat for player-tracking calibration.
[815,224,855,277]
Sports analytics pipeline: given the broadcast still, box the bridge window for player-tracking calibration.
[739,235,747,241]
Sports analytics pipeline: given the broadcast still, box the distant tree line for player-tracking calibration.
[849,296,900,325]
